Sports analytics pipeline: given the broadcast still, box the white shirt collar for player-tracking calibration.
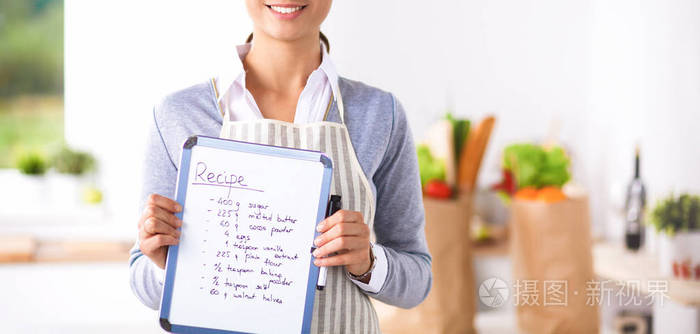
[216,42,340,105]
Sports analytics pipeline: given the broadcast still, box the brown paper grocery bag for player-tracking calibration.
[373,192,476,334]
[510,196,599,334]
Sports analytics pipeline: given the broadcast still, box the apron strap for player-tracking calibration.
[335,85,346,123]
[322,85,346,123]
[211,77,226,119]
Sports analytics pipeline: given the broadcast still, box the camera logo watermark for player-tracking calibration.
[479,277,509,308]
[478,277,670,308]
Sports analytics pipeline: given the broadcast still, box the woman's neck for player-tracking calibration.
[244,31,322,95]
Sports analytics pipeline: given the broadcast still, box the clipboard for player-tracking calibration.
[159,135,333,334]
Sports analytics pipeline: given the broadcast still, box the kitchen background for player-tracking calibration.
[1,0,698,333]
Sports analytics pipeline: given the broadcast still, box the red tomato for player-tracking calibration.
[425,180,452,199]
[673,261,680,277]
[491,170,516,195]
[681,260,692,279]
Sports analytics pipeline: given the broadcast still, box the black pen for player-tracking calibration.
[315,195,341,290]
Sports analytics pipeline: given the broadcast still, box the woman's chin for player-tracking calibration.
[257,27,314,44]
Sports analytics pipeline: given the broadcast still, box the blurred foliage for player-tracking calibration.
[15,150,48,175]
[53,146,95,175]
[0,96,64,167]
[0,0,64,97]
[649,193,700,235]
[0,0,64,168]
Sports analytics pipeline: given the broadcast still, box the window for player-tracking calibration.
[0,0,64,168]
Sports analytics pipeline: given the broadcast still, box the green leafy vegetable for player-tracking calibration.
[539,146,570,187]
[445,112,470,164]
[417,144,446,187]
[502,143,570,188]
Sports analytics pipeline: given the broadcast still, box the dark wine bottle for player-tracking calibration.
[624,146,646,251]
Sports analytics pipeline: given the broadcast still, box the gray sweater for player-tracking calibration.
[128,77,432,310]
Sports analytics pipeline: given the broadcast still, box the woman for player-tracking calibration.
[129,1,431,332]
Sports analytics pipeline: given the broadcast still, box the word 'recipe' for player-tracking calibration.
[193,162,263,196]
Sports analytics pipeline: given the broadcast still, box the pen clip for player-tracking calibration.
[326,195,342,217]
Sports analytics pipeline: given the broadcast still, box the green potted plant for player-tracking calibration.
[48,146,98,208]
[52,146,95,175]
[15,151,48,176]
[12,150,49,208]
[649,193,700,280]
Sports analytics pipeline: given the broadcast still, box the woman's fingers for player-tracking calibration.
[142,205,182,229]
[313,248,368,267]
[142,217,181,238]
[140,233,179,255]
[138,194,182,238]
[147,193,182,213]
[137,193,183,269]
[314,222,367,247]
[316,210,362,233]
[312,209,371,272]
[312,236,366,258]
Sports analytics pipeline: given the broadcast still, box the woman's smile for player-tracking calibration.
[265,3,307,19]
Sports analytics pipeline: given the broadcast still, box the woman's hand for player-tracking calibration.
[312,210,372,277]
[138,194,182,269]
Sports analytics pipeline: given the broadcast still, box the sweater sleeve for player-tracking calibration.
[128,104,178,310]
[364,94,432,308]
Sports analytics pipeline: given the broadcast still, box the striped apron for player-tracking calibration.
[210,79,382,333]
